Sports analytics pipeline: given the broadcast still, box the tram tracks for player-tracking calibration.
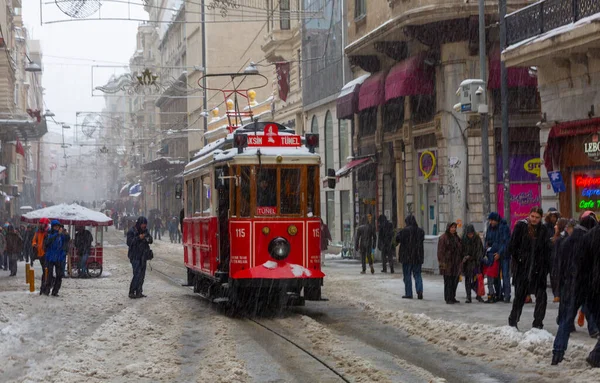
[147,252,353,382]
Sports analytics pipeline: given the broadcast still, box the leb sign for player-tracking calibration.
[584,133,600,162]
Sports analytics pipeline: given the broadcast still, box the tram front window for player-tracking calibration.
[257,168,277,208]
[281,168,301,214]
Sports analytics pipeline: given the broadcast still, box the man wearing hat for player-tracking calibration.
[485,212,511,302]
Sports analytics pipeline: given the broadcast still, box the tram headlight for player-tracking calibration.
[268,237,291,260]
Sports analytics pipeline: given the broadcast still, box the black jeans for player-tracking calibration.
[380,248,394,272]
[46,260,65,296]
[443,275,459,302]
[509,279,548,327]
[360,249,373,272]
[464,271,476,300]
[154,228,161,240]
[8,253,18,275]
[129,257,147,295]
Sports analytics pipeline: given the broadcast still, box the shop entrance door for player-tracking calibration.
[419,183,438,235]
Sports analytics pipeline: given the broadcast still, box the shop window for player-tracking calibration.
[280,168,302,214]
[492,88,540,114]
[411,94,436,124]
[383,98,404,133]
[359,107,377,137]
[340,190,351,243]
[339,119,349,166]
[326,191,336,242]
[325,111,334,170]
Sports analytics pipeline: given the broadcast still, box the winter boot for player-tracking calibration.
[551,353,564,366]
[370,265,375,274]
[417,292,423,300]
[476,296,484,303]
[402,295,413,299]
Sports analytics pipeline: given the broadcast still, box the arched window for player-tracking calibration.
[311,115,318,133]
[324,111,334,171]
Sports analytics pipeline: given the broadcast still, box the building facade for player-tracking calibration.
[339,0,538,234]
[503,1,600,220]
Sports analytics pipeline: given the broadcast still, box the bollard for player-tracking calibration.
[25,264,31,284]
[29,269,35,292]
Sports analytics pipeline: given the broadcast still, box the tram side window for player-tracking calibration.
[201,175,211,214]
[186,180,193,217]
[307,166,317,216]
[257,168,277,208]
[193,177,201,214]
[240,166,251,217]
[281,168,301,214]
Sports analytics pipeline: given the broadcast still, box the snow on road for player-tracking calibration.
[322,259,600,382]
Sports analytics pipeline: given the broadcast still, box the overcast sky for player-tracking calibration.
[23,0,147,139]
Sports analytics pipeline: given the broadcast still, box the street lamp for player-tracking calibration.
[25,61,42,73]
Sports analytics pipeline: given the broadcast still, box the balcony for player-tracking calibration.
[506,0,600,46]
[262,29,296,63]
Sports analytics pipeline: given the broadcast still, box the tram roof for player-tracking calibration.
[184,130,319,177]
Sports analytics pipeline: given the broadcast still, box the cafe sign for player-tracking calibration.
[584,133,600,162]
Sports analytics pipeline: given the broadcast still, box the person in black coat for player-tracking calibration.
[508,207,551,330]
[377,215,395,273]
[462,224,484,303]
[127,216,153,299]
[397,215,425,299]
[355,215,377,274]
[552,212,598,365]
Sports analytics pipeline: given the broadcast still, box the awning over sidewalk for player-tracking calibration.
[358,72,386,112]
[488,47,538,89]
[544,117,600,172]
[336,74,370,120]
[385,53,434,101]
[336,157,375,178]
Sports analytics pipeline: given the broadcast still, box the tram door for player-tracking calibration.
[216,166,230,272]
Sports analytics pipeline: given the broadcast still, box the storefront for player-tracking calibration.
[544,118,600,219]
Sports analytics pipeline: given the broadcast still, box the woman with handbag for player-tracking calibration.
[127,216,154,299]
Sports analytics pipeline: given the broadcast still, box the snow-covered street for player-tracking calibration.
[1,228,600,382]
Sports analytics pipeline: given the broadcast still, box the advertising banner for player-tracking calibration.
[497,183,542,229]
[496,155,541,182]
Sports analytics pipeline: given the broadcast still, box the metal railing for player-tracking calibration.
[506,0,600,46]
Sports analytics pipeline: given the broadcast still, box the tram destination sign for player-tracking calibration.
[247,135,301,147]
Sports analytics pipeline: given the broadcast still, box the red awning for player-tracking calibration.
[488,47,538,89]
[358,72,386,112]
[336,157,374,178]
[385,53,435,101]
[336,74,370,120]
[544,118,600,172]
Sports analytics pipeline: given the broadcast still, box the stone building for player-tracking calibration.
[340,0,539,233]
[503,1,600,219]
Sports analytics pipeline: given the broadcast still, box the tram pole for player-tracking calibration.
[479,0,491,222]
[202,0,208,148]
[499,0,510,223]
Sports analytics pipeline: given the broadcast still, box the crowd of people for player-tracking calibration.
[352,207,600,368]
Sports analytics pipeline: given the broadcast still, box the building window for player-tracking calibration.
[297,49,301,85]
[325,111,334,171]
[355,0,366,19]
[311,115,318,133]
[383,98,404,133]
[358,107,377,137]
[280,0,290,30]
[411,94,436,124]
[340,190,351,244]
[339,119,349,167]
[326,191,336,242]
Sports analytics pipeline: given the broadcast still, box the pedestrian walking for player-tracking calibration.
[397,215,425,299]
[438,222,462,304]
[355,215,377,274]
[154,216,162,241]
[43,221,70,296]
[551,218,569,303]
[127,216,153,299]
[74,226,93,278]
[5,225,23,276]
[508,207,551,330]
[23,225,35,264]
[462,224,484,303]
[552,212,598,365]
[0,226,6,271]
[485,212,511,303]
[32,218,49,294]
[377,215,395,273]
[320,218,332,267]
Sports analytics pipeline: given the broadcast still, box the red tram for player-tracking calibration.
[182,71,325,309]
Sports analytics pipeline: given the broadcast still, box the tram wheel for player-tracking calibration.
[87,262,102,278]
